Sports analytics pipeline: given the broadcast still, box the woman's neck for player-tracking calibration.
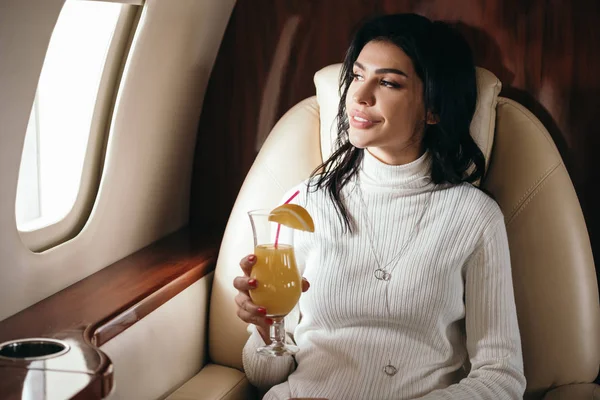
[366,142,425,166]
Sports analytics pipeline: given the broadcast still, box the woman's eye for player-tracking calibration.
[381,80,400,88]
[351,72,363,81]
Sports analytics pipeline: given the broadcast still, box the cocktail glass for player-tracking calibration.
[248,209,302,356]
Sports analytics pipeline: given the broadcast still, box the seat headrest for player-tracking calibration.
[313,64,501,170]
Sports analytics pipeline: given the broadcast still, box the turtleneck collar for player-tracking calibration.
[358,149,433,190]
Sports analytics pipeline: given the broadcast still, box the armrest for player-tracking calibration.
[0,228,218,399]
[166,363,258,400]
[543,383,600,400]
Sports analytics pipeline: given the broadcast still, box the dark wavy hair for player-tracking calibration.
[308,13,485,232]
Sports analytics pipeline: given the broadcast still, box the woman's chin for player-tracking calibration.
[348,133,370,149]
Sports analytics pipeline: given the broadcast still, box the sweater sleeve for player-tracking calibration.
[415,218,526,400]
[242,323,297,390]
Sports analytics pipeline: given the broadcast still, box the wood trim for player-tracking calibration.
[0,227,219,398]
[90,247,217,346]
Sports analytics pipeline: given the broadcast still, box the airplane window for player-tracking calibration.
[15,0,123,232]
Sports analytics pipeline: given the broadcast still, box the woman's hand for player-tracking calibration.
[234,254,310,343]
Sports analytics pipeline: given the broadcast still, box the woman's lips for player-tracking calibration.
[349,110,380,129]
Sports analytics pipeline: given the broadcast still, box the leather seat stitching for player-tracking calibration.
[262,162,285,192]
[506,161,561,226]
[507,161,561,219]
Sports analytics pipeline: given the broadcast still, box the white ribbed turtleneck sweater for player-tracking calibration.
[242,150,526,400]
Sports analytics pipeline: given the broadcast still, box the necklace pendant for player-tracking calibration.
[383,364,398,376]
[374,268,386,280]
[374,268,391,281]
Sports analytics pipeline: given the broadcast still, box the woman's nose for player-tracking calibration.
[352,84,375,106]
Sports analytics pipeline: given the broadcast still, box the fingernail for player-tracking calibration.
[265,318,274,325]
[257,307,267,315]
[248,255,256,262]
[248,279,257,286]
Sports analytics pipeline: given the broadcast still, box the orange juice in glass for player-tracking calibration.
[248,205,313,357]
[250,244,301,317]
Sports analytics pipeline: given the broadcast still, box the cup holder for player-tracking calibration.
[0,338,70,361]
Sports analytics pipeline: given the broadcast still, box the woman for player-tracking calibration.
[234,13,526,400]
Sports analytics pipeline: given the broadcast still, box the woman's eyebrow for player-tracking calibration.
[354,61,408,78]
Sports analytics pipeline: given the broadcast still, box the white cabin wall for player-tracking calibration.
[0,0,236,320]
[101,274,214,400]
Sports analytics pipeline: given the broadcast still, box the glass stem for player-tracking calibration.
[269,317,285,347]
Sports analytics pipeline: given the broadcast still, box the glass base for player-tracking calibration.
[256,342,299,357]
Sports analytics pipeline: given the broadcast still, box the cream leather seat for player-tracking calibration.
[168,65,600,400]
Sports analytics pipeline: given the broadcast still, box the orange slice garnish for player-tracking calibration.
[268,204,315,232]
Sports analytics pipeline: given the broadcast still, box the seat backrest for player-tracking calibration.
[483,97,599,398]
[208,65,600,398]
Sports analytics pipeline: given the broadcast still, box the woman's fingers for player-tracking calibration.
[233,275,257,292]
[239,254,256,276]
[302,277,310,292]
[234,255,257,296]
[235,292,267,318]
[234,292,271,326]
[236,307,272,329]
[235,254,268,329]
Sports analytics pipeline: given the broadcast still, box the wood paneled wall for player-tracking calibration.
[191,0,600,277]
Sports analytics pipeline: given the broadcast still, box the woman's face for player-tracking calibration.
[346,40,431,165]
